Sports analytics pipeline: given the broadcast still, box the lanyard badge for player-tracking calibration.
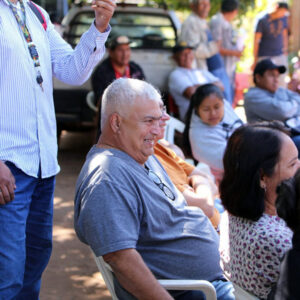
[8,0,44,91]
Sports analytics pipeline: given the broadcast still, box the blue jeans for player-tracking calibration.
[211,68,233,105]
[0,162,55,299]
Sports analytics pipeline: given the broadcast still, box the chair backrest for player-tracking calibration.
[92,252,217,300]
[233,283,260,300]
[86,91,97,112]
[163,116,185,144]
[92,253,118,300]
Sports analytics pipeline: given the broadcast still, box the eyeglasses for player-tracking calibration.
[145,166,175,201]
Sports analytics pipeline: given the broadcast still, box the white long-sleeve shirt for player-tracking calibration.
[0,0,110,178]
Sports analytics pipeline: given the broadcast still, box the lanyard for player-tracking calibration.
[8,0,44,91]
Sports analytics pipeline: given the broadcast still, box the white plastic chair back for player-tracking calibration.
[86,91,97,112]
[233,283,260,300]
[163,116,185,144]
[93,253,118,300]
[92,252,217,300]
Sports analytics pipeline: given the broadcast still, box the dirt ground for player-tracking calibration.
[40,130,112,300]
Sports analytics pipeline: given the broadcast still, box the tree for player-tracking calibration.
[153,0,254,16]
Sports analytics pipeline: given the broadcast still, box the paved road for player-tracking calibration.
[40,130,111,300]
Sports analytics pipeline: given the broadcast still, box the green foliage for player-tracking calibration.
[153,0,254,15]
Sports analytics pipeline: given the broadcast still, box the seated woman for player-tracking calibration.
[270,169,300,299]
[220,122,300,299]
[183,84,242,184]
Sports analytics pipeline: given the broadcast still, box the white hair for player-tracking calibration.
[101,78,161,130]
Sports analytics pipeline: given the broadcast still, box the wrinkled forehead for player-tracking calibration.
[128,96,162,116]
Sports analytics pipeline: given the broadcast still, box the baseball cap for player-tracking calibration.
[107,35,130,49]
[172,41,194,54]
[254,59,286,76]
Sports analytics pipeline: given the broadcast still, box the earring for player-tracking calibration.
[261,183,267,192]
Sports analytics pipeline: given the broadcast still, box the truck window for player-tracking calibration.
[65,11,177,49]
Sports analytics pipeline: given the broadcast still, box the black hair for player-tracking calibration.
[220,121,290,221]
[183,84,224,157]
[221,0,239,13]
[276,169,300,233]
[277,2,289,10]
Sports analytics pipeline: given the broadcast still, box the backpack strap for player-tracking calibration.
[28,1,47,31]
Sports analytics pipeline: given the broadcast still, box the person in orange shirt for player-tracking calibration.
[154,105,221,229]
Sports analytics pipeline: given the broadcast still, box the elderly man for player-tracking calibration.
[180,0,232,103]
[168,42,224,120]
[92,35,145,136]
[74,78,235,300]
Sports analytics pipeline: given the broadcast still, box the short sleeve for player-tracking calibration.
[77,180,142,257]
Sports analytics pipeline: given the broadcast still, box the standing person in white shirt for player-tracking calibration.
[180,0,233,104]
[0,0,115,298]
[210,0,243,99]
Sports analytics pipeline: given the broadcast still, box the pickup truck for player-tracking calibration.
[53,2,180,136]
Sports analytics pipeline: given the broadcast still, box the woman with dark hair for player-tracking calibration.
[270,169,300,299]
[219,122,300,299]
[183,84,242,184]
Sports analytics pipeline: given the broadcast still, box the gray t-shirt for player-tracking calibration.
[74,146,223,281]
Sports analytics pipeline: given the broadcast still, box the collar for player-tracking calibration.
[4,0,28,6]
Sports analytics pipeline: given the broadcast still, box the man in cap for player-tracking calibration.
[92,35,145,136]
[168,41,224,120]
[244,58,300,124]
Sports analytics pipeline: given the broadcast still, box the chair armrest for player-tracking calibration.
[158,279,217,300]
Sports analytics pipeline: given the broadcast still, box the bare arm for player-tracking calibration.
[219,47,243,58]
[183,85,200,99]
[0,161,16,205]
[92,0,116,33]
[182,179,214,218]
[282,28,288,55]
[252,32,262,70]
[103,248,173,300]
[212,80,224,92]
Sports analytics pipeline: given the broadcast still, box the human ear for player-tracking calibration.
[110,113,121,133]
[260,172,267,191]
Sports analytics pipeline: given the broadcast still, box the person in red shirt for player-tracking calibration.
[92,35,145,137]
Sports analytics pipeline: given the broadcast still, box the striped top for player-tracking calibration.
[0,0,110,178]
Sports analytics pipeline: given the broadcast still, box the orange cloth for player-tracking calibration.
[154,143,194,193]
[154,143,220,229]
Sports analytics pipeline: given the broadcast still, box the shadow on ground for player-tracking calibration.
[40,130,111,300]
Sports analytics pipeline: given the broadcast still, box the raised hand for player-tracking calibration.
[92,0,116,33]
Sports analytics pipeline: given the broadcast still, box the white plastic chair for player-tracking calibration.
[86,91,97,112]
[233,283,260,300]
[92,253,217,300]
[163,116,185,145]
